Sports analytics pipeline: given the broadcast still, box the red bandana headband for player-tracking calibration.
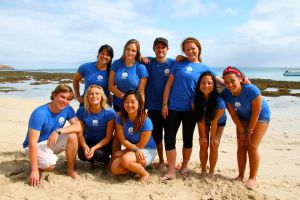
[223,66,242,78]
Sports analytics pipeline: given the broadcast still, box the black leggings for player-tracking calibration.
[147,110,167,145]
[164,109,196,151]
[78,139,112,164]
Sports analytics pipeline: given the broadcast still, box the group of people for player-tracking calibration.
[23,37,270,189]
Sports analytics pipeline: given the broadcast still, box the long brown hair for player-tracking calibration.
[120,39,141,62]
[120,90,147,133]
[181,37,202,62]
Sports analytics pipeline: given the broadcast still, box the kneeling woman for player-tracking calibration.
[76,85,116,165]
[222,66,270,188]
[194,71,226,179]
[111,90,156,181]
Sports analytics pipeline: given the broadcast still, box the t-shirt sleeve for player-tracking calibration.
[76,107,84,120]
[138,63,148,78]
[116,115,122,125]
[67,106,76,120]
[141,117,153,131]
[107,109,117,121]
[77,64,86,76]
[247,84,261,101]
[28,109,45,131]
[111,60,119,72]
[217,96,226,109]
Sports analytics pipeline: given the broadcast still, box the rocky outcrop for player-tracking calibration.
[0,64,15,70]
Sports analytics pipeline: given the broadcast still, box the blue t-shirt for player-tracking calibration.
[145,57,175,110]
[222,84,271,120]
[169,61,216,111]
[77,61,110,97]
[23,103,76,148]
[116,116,156,149]
[111,59,148,107]
[76,107,116,141]
[204,96,227,124]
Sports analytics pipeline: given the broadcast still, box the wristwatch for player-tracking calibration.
[55,128,62,135]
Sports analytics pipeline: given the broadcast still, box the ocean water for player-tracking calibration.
[21,67,300,82]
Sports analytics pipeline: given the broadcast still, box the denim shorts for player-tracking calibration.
[257,118,270,123]
[141,148,157,166]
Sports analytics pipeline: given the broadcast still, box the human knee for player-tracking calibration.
[120,155,131,168]
[67,133,78,144]
[183,141,193,149]
[247,143,259,153]
[40,164,55,172]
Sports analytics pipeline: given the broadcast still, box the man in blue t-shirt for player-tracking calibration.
[22,84,81,187]
[142,37,175,169]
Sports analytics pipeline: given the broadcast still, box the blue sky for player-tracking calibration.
[0,0,299,69]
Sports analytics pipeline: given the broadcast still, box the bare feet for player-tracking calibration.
[245,178,257,189]
[67,170,80,179]
[161,172,176,181]
[200,171,207,178]
[208,172,217,180]
[175,162,182,170]
[139,172,150,182]
[233,175,244,181]
[179,167,189,177]
[156,161,165,170]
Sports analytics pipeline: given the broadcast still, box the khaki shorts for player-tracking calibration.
[24,134,69,169]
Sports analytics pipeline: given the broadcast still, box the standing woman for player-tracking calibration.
[73,45,114,105]
[194,71,226,179]
[222,66,270,188]
[108,39,148,112]
[76,85,116,166]
[111,90,156,181]
[161,37,220,180]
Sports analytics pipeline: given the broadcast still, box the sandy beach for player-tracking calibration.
[0,93,300,200]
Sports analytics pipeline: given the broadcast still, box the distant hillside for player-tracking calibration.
[0,64,15,70]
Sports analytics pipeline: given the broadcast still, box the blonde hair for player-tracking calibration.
[83,85,109,112]
[181,37,202,63]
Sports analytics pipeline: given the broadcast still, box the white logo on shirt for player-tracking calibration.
[164,69,170,76]
[128,127,133,134]
[186,67,193,73]
[59,117,65,125]
[97,75,103,81]
[234,102,241,110]
[92,120,98,126]
[121,72,128,79]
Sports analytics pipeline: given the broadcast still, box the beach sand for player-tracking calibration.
[0,95,299,200]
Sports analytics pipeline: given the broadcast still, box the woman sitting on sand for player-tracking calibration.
[111,90,156,181]
[76,85,116,166]
[194,71,226,179]
[221,66,270,188]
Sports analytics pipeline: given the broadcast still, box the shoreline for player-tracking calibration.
[0,95,300,199]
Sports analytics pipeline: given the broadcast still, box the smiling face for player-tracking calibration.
[224,73,243,95]
[183,41,200,62]
[125,43,138,61]
[123,94,139,115]
[87,87,102,106]
[154,43,168,60]
[199,75,214,96]
[97,49,111,66]
[52,92,72,110]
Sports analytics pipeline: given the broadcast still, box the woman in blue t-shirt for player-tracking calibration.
[76,85,116,166]
[161,37,221,180]
[194,71,226,179]
[222,66,270,189]
[108,39,148,112]
[111,90,156,182]
[73,45,114,106]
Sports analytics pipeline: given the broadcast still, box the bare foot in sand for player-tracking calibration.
[208,172,217,180]
[156,161,165,170]
[234,176,244,181]
[245,178,257,189]
[200,171,207,178]
[67,170,80,179]
[139,172,150,182]
[161,172,176,181]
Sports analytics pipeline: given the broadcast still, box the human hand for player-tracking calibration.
[135,150,145,161]
[141,57,150,64]
[76,96,84,104]
[86,147,95,160]
[211,136,220,146]
[29,170,40,187]
[175,55,186,62]
[161,105,169,119]
[47,131,59,148]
